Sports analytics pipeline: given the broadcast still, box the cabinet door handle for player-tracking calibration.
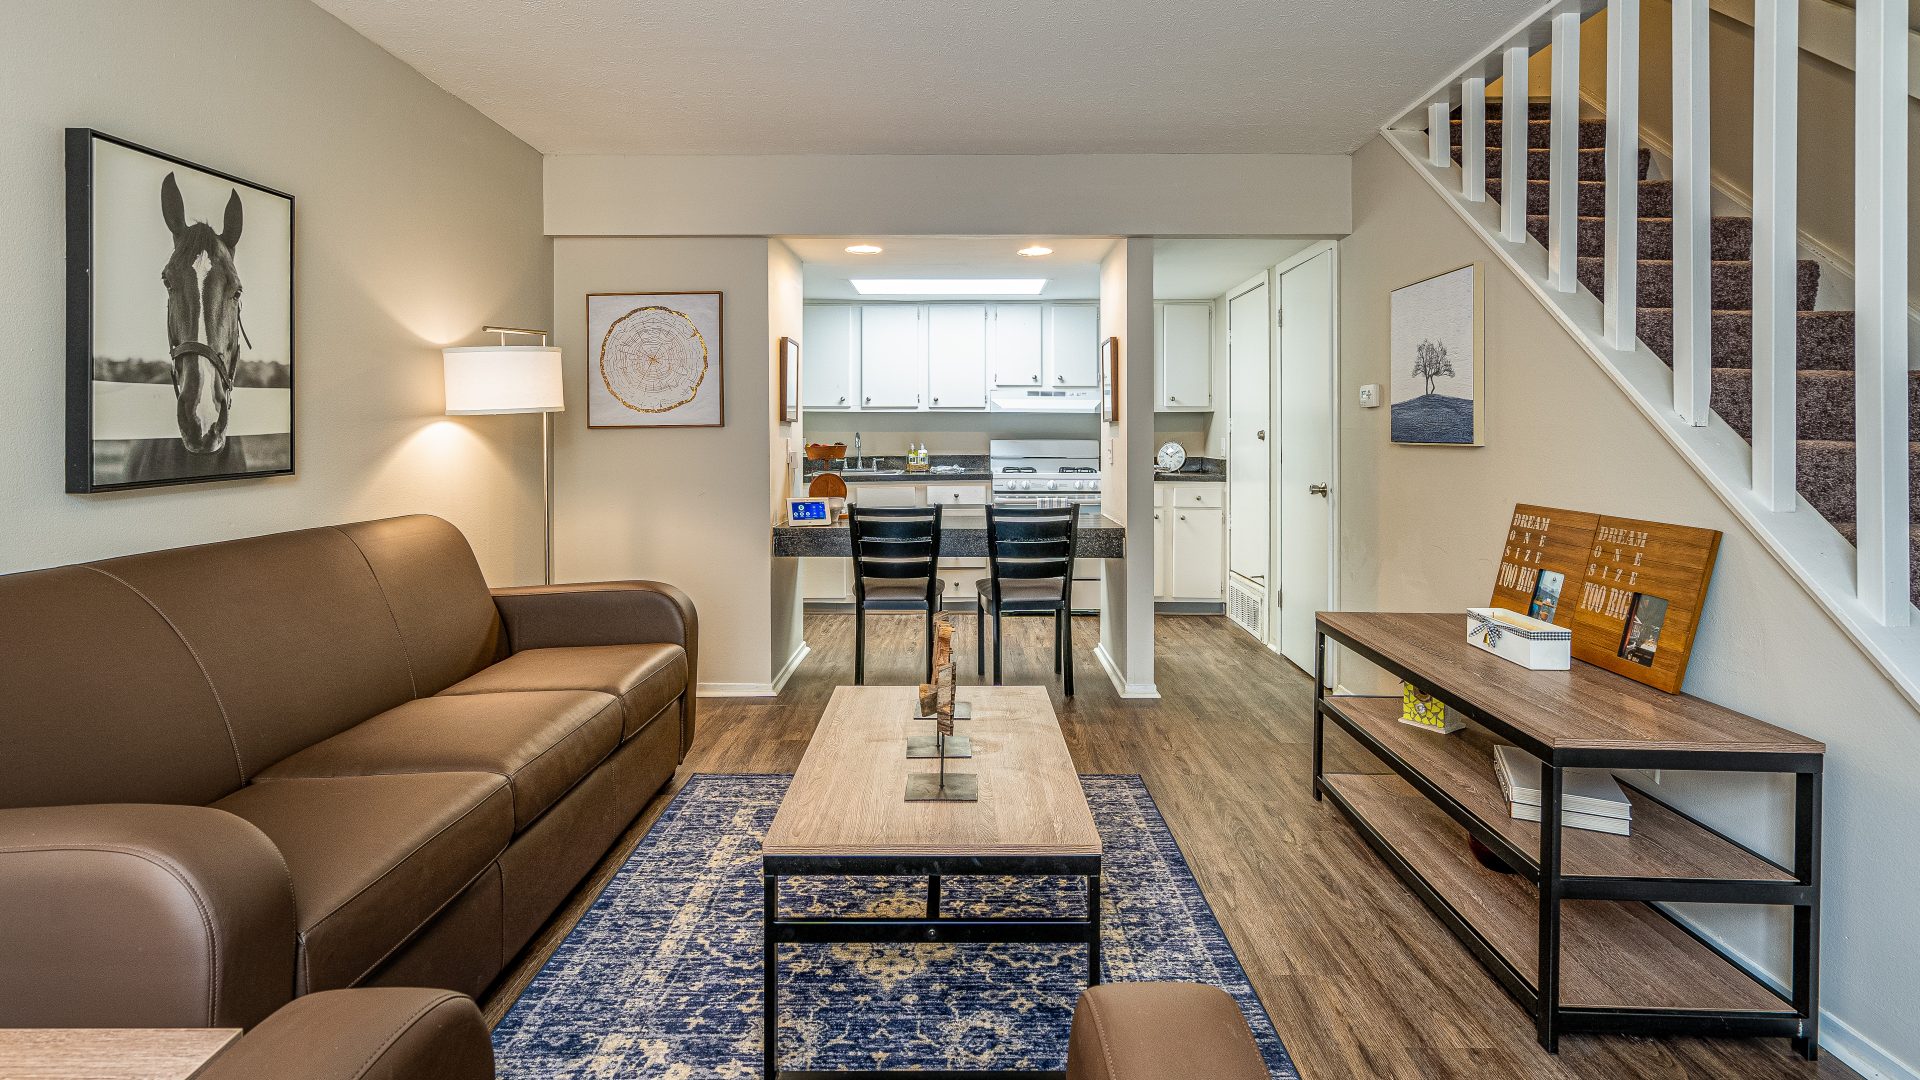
[1179,514,1188,520]
[932,396,939,404]
[1256,429,1266,440]
[864,396,871,404]
[1032,374,1040,383]
[1056,374,1064,383]
[1170,395,1179,403]
[838,395,847,404]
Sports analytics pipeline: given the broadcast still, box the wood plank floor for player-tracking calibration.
[482,613,1858,1080]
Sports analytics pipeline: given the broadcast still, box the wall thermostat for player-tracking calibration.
[786,498,832,526]
[1358,383,1382,408]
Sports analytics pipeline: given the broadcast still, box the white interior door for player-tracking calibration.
[1277,249,1336,676]
[1227,281,1270,596]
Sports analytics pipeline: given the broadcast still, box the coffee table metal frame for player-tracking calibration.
[760,850,1102,1080]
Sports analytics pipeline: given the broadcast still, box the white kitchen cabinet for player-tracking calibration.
[1171,506,1225,600]
[1152,482,1226,602]
[849,483,921,508]
[1045,303,1100,387]
[1156,301,1212,410]
[925,304,988,409]
[990,304,1045,387]
[801,557,851,601]
[802,304,859,409]
[860,305,925,409]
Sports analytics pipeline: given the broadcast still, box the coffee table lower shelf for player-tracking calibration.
[1318,772,1797,1035]
[761,853,1102,1080]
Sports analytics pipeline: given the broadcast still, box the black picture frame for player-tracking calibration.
[66,128,296,493]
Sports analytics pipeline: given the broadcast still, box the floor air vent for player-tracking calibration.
[1227,575,1265,640]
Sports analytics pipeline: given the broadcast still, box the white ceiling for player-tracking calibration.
[792,237,1113,300]
[312,0,1543,155]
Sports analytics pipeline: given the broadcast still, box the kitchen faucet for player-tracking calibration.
[853,432,862,470]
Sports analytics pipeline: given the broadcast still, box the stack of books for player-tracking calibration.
[1492,745,1633,836]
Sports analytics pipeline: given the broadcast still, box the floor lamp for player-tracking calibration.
[444,327,565,584]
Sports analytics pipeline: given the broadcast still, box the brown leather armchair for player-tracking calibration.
[0,516,697,1030]
[1067,982,1269,1080]
[196,988,494,1080]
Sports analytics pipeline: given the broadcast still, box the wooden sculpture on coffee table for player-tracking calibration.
[906,614,977,800]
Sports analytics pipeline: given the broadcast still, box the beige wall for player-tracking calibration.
[1341,134,1920,1072]
[1098,240,1160,695]
[546,155,1352,238]
[1,0,551,582]
[550,237,783,691]
[769,241,805,680]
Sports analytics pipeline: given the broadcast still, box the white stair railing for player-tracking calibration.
[1381,0,1918,703]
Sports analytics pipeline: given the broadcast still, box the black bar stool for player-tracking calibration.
[975,504,1079,697]
[848,504,944,685]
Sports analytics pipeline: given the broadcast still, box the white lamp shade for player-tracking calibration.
[442,346,565,415]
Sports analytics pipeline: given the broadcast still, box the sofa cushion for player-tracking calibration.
[258,691,622,831]
[214,773,512,993]
[336,517,504,697]
[439,645,686,741]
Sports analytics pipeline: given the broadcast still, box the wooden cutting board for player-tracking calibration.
[808,472,848,498]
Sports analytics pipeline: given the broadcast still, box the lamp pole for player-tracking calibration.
[482,325,557,585]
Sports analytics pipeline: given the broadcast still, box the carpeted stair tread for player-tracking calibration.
[1797,440,1920,524]
[1489,178,1673,217]
[1453,146,1648,182]
[1638,308,1857,370]
[1711,367,1920,442]
[1529,215,1753,260]
[1575,256,1820,311]
[1484,101,1559,121]
[1453,116,1607,149]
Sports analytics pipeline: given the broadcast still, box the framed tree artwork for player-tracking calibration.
[1389,263,1484,446]
[586,291,724,428]
[1100,336,1120,423]
[66,129,295,492]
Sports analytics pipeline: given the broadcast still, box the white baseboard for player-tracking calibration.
[771,641,810,695]
[1664,913,1916,1080]
[1093,643,1160,699]
[697,682,778,697]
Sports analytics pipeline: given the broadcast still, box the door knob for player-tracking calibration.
[1256,429,1267,440]
[1309,483,1329,497]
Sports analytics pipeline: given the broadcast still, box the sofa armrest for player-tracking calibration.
[0,804,297,1030]
[1066,983,1269,1080]
[197,988,493,1080]
[492,580,699,753]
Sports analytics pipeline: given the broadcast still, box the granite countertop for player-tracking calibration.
[774,506,1125,560]
[800,454,992,485]
[1153,456,1227,483]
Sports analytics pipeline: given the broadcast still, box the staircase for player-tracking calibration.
[1454,101,1920,606]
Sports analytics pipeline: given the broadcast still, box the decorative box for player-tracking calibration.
[1399,682,1461,734]
[1466,607,1571,670]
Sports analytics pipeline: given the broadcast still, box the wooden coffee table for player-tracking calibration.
[760,684,1102,1080]
[0,1028,240,1079]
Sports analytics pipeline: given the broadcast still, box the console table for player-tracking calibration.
[1312,612,1824,1058]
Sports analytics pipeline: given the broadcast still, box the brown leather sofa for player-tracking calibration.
[1067,982,1269,1080]
[0,515,696,1030]
[197,988,495,1080]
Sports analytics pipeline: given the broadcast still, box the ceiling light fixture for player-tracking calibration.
[1017,245,1054,257]
[844,244,884,255]
[850,279,1048,296]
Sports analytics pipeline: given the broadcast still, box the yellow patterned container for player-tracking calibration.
[1400,682,1462,734]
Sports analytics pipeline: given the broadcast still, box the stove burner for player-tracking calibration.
[1000,465,1037,473]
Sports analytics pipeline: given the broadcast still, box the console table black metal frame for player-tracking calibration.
[761,852,1101,1080]
[1312,612,1823,1059]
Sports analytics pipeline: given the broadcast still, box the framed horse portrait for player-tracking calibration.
[65,129,295,492]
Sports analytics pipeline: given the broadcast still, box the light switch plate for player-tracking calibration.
[1358,383,1381,408]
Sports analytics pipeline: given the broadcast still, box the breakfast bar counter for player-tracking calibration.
[773,506,1125,559]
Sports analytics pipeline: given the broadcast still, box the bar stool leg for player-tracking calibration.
[854,606,865,686]
[1054,609,1063,674]
[992,610,1004,685]
[925,607,935,682]
[975,598,985,674]
[1062,610,1074,698]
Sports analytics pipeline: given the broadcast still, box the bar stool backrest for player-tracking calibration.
[848,504,943,606]
[984,505,1077,606]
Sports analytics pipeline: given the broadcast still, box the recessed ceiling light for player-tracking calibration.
[845,244,884,255]
[850,279,1048,296]
[1017,245,1054,257]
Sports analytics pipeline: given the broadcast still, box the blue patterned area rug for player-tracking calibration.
[493,773,1298,1078]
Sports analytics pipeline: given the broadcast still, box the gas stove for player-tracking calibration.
[989,439,1102,505]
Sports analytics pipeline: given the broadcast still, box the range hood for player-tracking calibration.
[989,388,1101,413]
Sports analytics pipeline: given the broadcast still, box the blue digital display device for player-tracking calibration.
[787,498,831,525]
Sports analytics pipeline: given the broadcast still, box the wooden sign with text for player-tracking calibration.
[1491,504,1720,694]
[1491,504,1599,627]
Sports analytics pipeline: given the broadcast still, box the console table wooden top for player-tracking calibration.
[0,1028,240,1080]
[1317,611,1825,758]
